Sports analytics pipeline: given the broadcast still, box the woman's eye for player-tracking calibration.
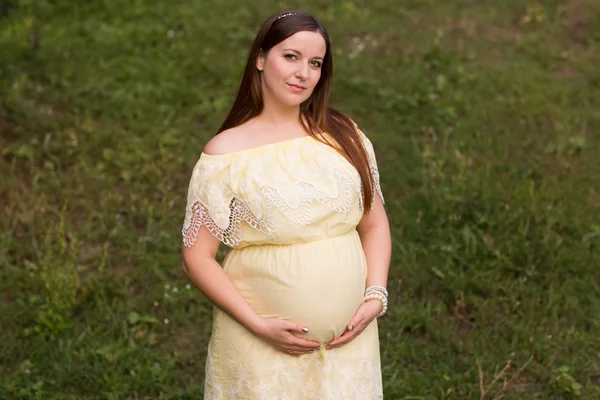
[311,61,322,68]
[284,54,297,60]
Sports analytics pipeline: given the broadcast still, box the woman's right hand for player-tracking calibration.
[253,318,321,356]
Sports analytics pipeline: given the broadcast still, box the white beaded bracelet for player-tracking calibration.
[364,285,388,297]
[363,291,388,317]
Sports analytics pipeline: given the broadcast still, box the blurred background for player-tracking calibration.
[1,0,599,398]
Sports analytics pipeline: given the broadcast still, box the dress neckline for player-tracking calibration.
[201,135,317,159]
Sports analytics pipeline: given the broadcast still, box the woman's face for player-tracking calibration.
[257,30,326,107]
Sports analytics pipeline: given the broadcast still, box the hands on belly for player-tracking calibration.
[253,317,322,357]
[250,298,380,356]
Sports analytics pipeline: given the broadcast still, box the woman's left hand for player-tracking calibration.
[325,299,382,350]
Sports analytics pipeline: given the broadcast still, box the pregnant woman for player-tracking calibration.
[181,10,391,399]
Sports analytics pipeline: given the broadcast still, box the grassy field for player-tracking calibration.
[1,0,599,398]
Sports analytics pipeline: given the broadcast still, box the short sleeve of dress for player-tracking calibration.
[358,130,385,205]
[181,154,236,248]
[182,153,275,248]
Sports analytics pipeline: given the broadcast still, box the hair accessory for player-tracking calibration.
[276,12,297,21]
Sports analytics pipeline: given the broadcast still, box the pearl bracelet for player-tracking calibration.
[364,285,388,297]
[363,291,388,317]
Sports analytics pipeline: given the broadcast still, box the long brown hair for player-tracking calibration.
[217,10,375,211]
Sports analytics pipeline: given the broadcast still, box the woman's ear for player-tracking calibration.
[256,49,265,72]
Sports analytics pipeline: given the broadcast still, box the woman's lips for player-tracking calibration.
[287,83,306,93]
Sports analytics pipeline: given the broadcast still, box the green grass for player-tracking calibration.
[1,0,599,398]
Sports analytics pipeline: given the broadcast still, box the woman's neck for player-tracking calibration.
[257,108,301,128]
[258,91,302,128]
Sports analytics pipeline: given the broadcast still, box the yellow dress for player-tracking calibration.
[182,132,385,400]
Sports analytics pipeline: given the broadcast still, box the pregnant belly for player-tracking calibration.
[224,231,367,344]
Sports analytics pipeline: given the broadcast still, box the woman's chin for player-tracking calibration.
[275,92,311,107]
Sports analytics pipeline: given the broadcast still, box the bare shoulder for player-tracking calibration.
[203,126,251,155]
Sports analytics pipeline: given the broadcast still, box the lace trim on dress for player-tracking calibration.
[182,197,274,248]
[260,168,363,225]
[182,167,383,248]
[370,166,384,206]
[204,342,383,399]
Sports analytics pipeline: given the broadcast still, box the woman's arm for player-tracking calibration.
[357,194,391,290]
[181,225,321,355]
[181,226,265,333]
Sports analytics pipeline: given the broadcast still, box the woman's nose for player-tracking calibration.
[295,63,309,79]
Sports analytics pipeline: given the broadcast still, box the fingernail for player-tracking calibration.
[302,327,309,333]
[348,324,354,331]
